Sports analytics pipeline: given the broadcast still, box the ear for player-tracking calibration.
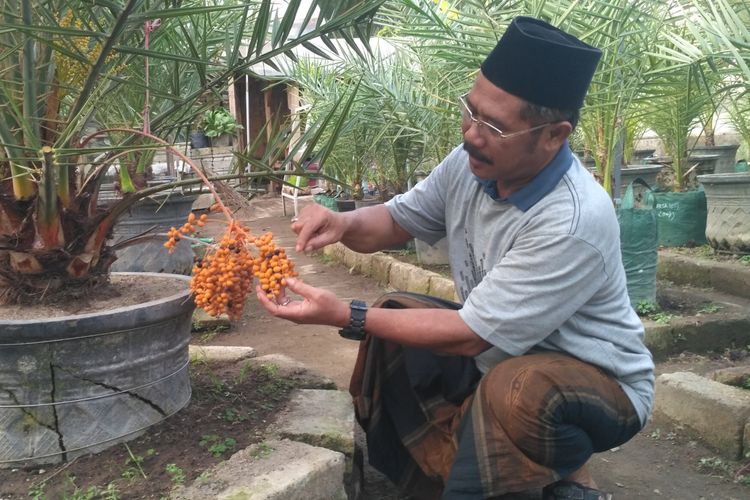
[543,121,572,153]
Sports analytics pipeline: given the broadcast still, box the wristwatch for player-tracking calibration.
[338,299,368,340]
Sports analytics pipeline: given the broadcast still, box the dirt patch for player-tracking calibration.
[0,358,314,499]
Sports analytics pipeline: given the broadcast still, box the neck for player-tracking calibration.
[496,148,558,198]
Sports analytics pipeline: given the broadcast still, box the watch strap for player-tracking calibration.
[339,299,368,340]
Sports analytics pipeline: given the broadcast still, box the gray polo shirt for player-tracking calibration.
[386,144,654,427]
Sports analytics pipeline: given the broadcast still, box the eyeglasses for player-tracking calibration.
[458,93,551,139]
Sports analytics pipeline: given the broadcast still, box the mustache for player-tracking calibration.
[463,142,491,164]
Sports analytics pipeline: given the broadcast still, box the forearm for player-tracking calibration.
[339,205,413,253]
[361,307,491,356]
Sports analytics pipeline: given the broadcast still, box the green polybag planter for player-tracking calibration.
[313,193,338,211]
[618,179,659,305]
[654,190,707,247]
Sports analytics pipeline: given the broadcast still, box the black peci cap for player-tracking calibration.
[480,16,602,110]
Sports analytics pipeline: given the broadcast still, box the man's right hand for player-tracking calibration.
[291,204,349,253]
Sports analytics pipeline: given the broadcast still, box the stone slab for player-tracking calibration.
[171,439,346,500]
[192,308,231,331]
[188,345,256,363]
[658,250,750,300]
[272,389,355,458]
[710,366,750,386]
[655,371,750,458]
[249,354,336,389]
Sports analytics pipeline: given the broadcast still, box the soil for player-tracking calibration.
[3,198,750,499]
[0,275,184,320]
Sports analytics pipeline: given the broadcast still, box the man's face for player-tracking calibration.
[461,74,553,186]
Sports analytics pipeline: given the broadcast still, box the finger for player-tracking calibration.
[295,220,322,252]
[282,277,315,297]
[256,285,278,312]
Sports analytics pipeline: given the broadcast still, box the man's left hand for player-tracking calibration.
[255,277,350,328]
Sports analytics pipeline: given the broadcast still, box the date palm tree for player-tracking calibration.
[0,0,384,300]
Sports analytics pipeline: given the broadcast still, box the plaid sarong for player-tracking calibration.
[350,292,641,499]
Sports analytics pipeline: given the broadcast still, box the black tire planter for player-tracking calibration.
[110,193,198,275]
[0,273,194,468]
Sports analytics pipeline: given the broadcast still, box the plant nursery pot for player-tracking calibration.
[619,165,664,197]
[653,190,708,247]
[109,192,198,275]
[687,154,720,176]
[697,172,750,252]
[353,197,382,209]
[691,144,740,174]
[189,131,209,149]
[335,199,356,212]
[0,273,194,468]
[631,148,656,162]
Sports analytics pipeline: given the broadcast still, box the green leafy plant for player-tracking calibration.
[636,300,660,316]
[195,471,212,483]
[121,445,153,480]
[740,255,750,265]
[651,311,677,324]
[53,475,120,500]
[698,456,733,474]
[199,434,237,458]
[201,108,243,138]
[252,441,274,459]
[697,303,722,314]
[221,407,248,424]
[165,463,186,485]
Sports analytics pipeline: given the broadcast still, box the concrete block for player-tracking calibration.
[370,253,393,285]
[192,309,230,331]
[658,250,750,300]
[273,389,355,459]
[323,243,345,263]
[711,265,750,300]
[189,345,256,363]
[342,248,360,273]
[645,316,750,361]
[428,276,457,302]
[171,439,347,500]
[405,267,436,295]
[710,366,750,386]
[655,372,750,458]
[354,252,374,276]
[388,261,413,291]
[249,354,336,389]
[657,252,713,289]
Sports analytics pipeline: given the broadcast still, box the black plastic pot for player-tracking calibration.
[336,199,356,212]
[190,131,210,149]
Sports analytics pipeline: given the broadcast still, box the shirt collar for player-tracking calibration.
[474,141,573,211]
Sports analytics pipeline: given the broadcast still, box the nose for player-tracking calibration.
[462,119,485,148]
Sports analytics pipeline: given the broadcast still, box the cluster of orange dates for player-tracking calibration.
[165,216,296,320]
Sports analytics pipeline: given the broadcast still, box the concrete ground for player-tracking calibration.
[201,195,750,500]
